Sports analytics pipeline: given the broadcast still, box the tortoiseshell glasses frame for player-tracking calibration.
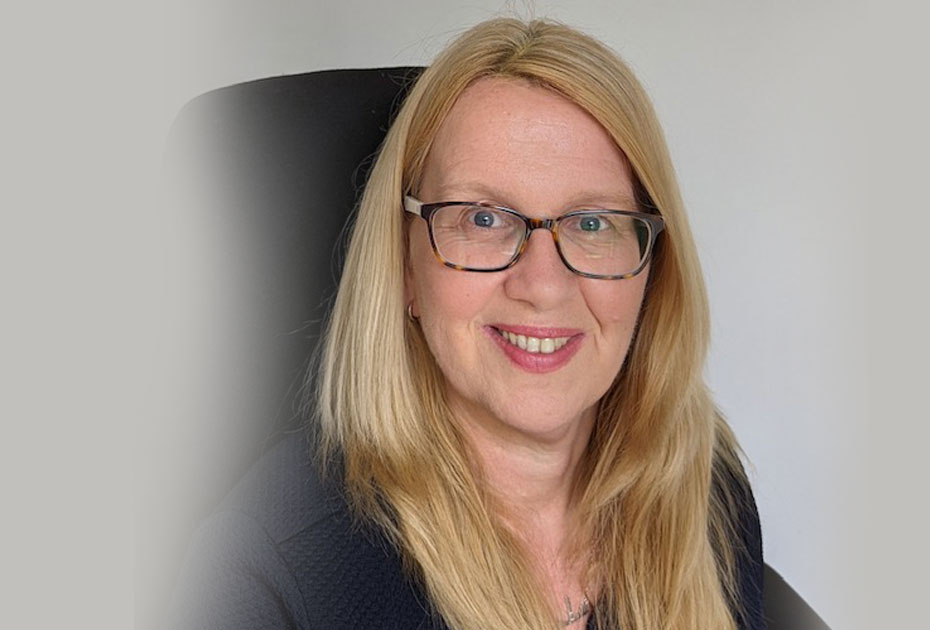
[403,195,665,280]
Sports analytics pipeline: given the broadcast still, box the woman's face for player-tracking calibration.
[406,77,649,444]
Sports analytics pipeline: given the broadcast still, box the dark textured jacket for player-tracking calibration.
[168,430,765,629]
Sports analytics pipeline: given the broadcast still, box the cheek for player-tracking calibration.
[411,264,496,389]
[582,276,648,335]
[418,271,492,327]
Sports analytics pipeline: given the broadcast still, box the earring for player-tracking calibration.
[406,302,419,322]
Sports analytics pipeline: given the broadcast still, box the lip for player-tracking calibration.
[484,324,584,374]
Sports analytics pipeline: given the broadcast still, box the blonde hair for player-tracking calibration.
[318,18,751,630]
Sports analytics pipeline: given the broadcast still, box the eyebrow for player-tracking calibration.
[430,180,506,202]
[432,181,638,210]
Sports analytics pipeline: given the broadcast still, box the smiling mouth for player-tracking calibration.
[494,328,572,354]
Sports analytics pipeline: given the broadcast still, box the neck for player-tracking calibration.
[451,400,597,625]
[451,399,595,533]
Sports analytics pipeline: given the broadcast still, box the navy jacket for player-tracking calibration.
[168,430,765,629]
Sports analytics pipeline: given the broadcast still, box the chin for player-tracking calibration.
[491,401,595,442]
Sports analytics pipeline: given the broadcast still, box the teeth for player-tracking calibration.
[499,329,571,354]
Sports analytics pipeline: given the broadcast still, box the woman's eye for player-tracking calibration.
[471,210,497,228]
[579,216,603,232]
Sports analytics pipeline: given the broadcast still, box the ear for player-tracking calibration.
[404,270,416,317]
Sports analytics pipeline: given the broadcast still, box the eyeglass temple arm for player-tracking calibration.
[403,195,424,217]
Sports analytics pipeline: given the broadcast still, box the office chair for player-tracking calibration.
[164,67,831,630]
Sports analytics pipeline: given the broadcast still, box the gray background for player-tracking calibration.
[2,1,926,629]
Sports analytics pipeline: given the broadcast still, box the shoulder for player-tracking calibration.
[711,451,766,630]
[167,430,439,630]
[218,429,343,543]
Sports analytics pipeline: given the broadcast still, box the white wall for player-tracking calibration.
[151,2,929,629]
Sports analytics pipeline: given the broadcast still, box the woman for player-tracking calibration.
[171,17,763,630]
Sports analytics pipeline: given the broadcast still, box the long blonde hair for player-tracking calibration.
[318,18,750,630]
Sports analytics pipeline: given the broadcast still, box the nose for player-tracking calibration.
[502,227,576,309]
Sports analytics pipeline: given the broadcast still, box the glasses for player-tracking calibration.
[404,196,665,279]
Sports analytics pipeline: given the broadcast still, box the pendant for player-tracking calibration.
[563,595,591,626]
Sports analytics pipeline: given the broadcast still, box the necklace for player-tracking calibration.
[563,595,591,626]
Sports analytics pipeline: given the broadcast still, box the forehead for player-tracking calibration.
[422,77,634,207]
